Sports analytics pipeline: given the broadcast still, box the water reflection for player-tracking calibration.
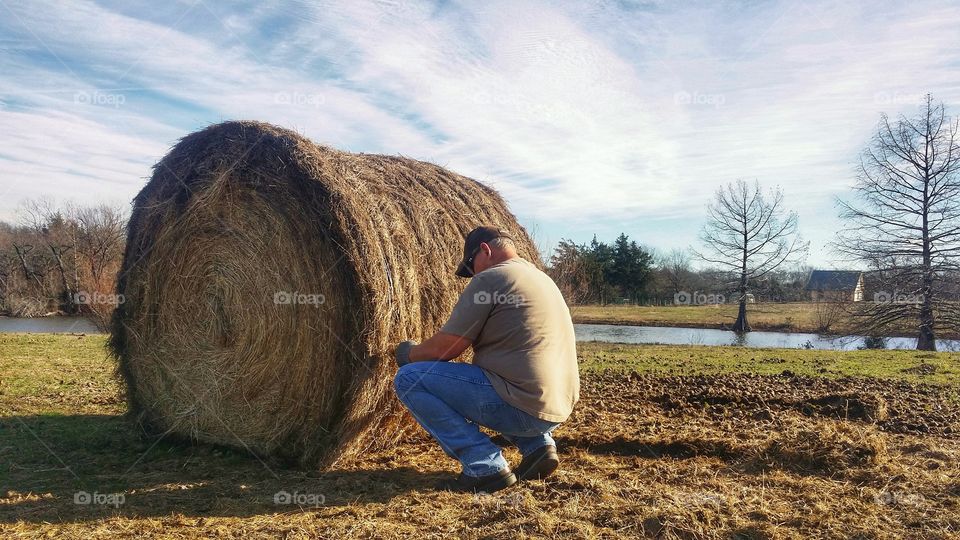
[0,317,102,334]
[575,323,960,351]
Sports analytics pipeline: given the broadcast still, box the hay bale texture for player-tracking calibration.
[110,120,540,467]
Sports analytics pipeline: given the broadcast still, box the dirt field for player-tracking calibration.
[2,334,959,539]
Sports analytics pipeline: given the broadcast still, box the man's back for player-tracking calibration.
[440,257,579,423]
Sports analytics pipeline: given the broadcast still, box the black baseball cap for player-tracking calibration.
[455,226,513,278]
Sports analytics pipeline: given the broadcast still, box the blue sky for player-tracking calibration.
[2,0,959,266]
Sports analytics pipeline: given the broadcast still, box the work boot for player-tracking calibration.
[437,467,517,493]
[514,445,559,481]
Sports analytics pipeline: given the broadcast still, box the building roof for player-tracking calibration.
[805,270,863,291]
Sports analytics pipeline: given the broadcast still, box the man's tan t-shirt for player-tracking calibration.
[440,257,579,422]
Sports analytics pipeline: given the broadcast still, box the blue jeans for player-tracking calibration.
[393,361,559,477]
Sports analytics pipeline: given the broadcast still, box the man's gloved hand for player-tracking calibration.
[395,340,417,367]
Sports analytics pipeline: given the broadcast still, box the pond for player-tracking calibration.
[574,323,960,351]
[0,316,103,334]
[2,317,957,352]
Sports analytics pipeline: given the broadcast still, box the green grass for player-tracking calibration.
[577,340,960,386]
[569,301,955,338]
[569,302,820,331]
[4,333,959,396]
[2,334,958,488]
[3,333,958,414]
[0,333,121,416]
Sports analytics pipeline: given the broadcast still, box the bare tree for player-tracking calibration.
[0,222,33,312]
[835,95,960,351]
[813,296,846,334]
[11,241,44,290]
[71,204,127,327]
[548,239,592,304]
[661,248,693,297]
[7,224,52,315]
[1,200,127,319]
[20,198,79,312]
[72,204,126,290]
[694,180,808,332]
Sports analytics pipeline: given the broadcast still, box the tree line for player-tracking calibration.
[548,235,811,306]
[549,234,653,304]
[0,199,125,327]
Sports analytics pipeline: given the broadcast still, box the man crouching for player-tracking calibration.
[393,226,579,493]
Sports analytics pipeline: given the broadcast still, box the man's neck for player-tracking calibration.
[489,251,519,267]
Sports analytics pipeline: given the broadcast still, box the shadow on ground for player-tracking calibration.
[0,414,444,523]
[562,436,739,460]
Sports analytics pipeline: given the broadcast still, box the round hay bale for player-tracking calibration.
[109,120,540,467]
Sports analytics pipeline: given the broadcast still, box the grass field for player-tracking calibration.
[569,301,949,338]
[2,334,960,538]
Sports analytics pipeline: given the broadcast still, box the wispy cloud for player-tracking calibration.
[1,0,959,264]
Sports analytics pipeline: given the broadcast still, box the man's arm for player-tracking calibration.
[396,273,490,366]
[409,332,472,362]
